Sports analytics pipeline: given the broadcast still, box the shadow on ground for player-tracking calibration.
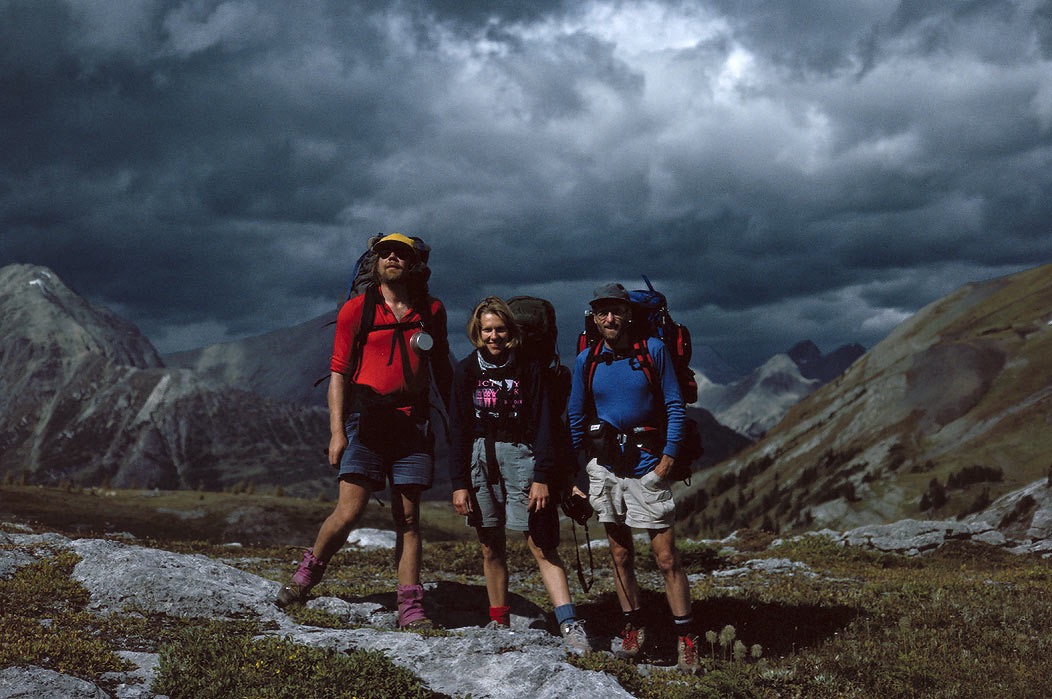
[577,589,860,664]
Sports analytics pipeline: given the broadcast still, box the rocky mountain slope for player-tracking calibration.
[0,264,330,495]
[165,313,335,408]
[685,406,755,471]
[0,264,739,497]
[695,342,865,438]
[695,355,819,439]
[678,262,1052,536]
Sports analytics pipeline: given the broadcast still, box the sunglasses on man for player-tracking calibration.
[375,244,416,260]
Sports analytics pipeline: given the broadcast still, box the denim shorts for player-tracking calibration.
[586,459,675,529]
[338,409,435,490]
[467,438,537,532]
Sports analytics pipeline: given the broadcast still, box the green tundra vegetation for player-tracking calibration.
[3,485,1052,698]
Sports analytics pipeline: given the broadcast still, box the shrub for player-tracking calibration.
[1001,494,1037,527]
[919,478,947,511]
[946,465,1003,490]
[153,622,438,699]
[713,472,737,497]
[0,550,129,682]
[717,499,736,524]
[886,443,907,472]
[956,487,992,519]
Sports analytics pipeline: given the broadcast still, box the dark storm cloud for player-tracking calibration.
[1,0,1050,372]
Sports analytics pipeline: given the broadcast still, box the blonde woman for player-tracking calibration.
[448,297,590,653]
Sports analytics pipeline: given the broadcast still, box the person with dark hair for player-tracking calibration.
[448,296,591,653]
[275,233,452,630]
[568,282,700,673]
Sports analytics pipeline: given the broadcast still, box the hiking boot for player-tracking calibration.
[677,633,702,675]
[484,619,511,630]
[615,622,648,659]
[397,584,433,630]
[274,548,325,608]
[487,605,511,629]
[559,620,592,654]
[400,616,435,631]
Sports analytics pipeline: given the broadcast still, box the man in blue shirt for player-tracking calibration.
[568,282,699,674]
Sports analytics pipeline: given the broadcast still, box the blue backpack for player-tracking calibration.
[576,275,703,480]
[577,275,698,403]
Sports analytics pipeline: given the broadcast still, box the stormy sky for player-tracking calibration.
[2,0,1050,373]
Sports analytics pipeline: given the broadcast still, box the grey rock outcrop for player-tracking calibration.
[823,519,1007,555]
[0,530,632,699]
[0,666,115,699]
[5,496,1052,699]
[781,477,1052,556]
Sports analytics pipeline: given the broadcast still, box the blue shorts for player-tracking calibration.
[338,408,435,490]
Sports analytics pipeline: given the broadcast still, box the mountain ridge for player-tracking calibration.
[0,264,330,495]
[678,262,1052,536]
[694,341,865,438]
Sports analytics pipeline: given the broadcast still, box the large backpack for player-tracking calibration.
[577,275,698,403]
[344,235,433,382]
[316,234,435,388]
[506,296,570,414]
[577,275,703,480]
[346,234,432,300]
[506,295,575,491]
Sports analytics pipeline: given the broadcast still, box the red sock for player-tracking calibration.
[489,605,511,627]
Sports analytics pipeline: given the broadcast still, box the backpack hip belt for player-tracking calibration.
[586,420,663,475]
[346,383,428,415]
[481,423,526,445]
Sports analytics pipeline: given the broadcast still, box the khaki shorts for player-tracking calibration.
[468,438,535,532]
[586,459,675,529]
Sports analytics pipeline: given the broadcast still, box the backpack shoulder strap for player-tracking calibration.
[632,339,657,390]
[417,294,434,334]
[582,341,605,398]
[348,284,380,379]
[585,339,657,393]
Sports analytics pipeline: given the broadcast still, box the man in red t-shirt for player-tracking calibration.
[276,233,452,629]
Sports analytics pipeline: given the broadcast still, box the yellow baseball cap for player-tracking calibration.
[372,233,416,252]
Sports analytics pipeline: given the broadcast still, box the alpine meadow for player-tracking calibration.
[2,262,1052,698]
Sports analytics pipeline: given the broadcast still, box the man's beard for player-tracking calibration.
[600,324,624,343]
[378,264,406,283]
